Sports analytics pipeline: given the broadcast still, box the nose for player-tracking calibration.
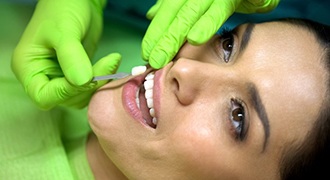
[168,58,224,105]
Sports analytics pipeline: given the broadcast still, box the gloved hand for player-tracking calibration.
[61,53,122,108]
[142,0,280,69]
[11,0,109,110]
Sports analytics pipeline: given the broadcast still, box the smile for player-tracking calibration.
[136,71,157,128]
[122,67,158,129]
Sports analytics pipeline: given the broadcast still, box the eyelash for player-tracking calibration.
[218,28,235,63]
[218,28,246,140]
[229,98,247,141]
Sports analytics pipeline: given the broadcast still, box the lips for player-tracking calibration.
[122,70,157,129]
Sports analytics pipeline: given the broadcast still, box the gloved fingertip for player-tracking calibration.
[72,75,92,86]
[141,44,152,61]
[75,81,97,91]
[149,59,165,69]
[141,52,149,62]
[66,66,93,86]
[89,81,98,87]
[108,52,122,60]
[146,9,156,20]
[105,53,122,70]
[186,38,201,46]
[187,31,208,45]
[145,0,161,20]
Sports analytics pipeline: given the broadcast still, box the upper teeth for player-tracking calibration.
[144,72,157,126]
[144,72,155,109]
[133,68,158,126]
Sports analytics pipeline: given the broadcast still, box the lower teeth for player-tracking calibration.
[135,88,140,109]
[152,118,157,125]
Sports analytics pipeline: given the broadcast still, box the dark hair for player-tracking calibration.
[277,18,330,180]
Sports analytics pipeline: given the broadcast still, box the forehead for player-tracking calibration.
[241,21,327,143]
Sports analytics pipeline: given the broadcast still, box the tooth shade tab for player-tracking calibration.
[131,65,147,75]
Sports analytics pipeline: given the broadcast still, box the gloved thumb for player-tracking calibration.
[92,53,122,86]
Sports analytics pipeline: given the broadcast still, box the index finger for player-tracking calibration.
[147,1,213,68]
[141,0,186,61]
[55,38,93,86]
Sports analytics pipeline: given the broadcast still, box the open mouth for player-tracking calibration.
[136,71,157,129]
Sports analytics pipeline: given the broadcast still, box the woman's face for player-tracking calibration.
[88,21,327,179]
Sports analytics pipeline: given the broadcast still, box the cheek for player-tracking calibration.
[88,91,107,128]
[167,120,232,178]
[175,127,217,161]
[87,88,120,137]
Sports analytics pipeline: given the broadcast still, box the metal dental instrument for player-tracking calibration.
[92,72,130,82]
[92,65,147,82]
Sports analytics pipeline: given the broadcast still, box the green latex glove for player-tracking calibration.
[60,53,122,108]
[142,0,280,69]
[11,0,110,110]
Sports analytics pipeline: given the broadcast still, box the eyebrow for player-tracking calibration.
[239,23,270,151]
[239,23,255,54]
[248,83,270,152]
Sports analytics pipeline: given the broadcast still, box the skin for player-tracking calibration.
[87,21,327,180]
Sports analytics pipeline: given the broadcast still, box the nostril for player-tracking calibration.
[171,77,196,106]
[171,77,180,93]
[169,58,202,105]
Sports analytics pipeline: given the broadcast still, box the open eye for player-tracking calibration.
[221,35,234,62]
[218,28,235,63]
[230,99,246,140]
